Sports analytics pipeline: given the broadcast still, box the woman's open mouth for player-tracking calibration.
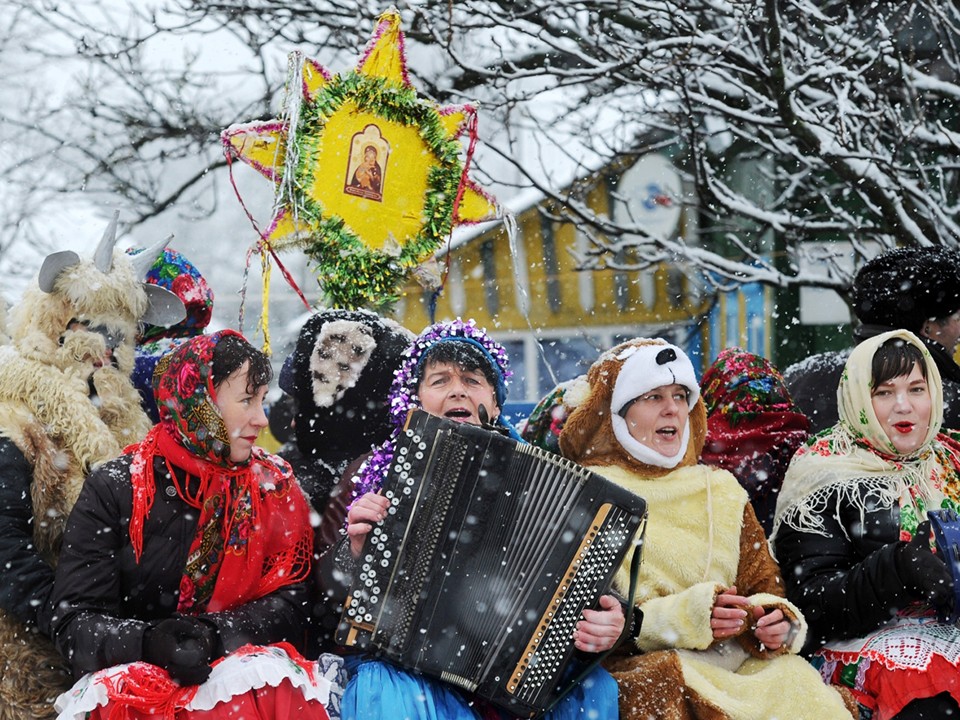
[893,422,914,434]
[445,408,472,421]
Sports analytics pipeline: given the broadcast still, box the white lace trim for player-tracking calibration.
[820,616,960,672]
[55,648,345,720]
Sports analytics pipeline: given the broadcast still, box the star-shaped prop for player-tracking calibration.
[223,9,499,310]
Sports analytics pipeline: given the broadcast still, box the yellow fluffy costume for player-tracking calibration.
[558,338,854,720]
[0,215,184,719]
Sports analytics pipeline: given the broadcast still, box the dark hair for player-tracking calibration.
[212,334,273,393]
[268,393,297,444]
[418,342,500,400]
[871,338,927,388]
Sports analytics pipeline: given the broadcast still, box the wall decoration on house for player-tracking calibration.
[612,153,684,307]
[222,9,500,319]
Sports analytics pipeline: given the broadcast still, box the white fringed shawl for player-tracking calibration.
[773,330,960,543]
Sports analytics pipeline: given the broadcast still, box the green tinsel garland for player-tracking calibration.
[285,71,464,310]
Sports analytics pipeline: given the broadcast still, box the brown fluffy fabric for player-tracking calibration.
[0,616,70,720]
[606,650,729,720]
[732,504,801,658]
[0,419,72,719]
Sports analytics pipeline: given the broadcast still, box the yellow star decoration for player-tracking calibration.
[222,10,499,310]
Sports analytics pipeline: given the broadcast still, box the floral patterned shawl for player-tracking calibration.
[773,329,960,542]
[126,330,313,613]
[700,347,810,534]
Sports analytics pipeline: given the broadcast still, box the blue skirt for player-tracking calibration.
[341,656,618,719]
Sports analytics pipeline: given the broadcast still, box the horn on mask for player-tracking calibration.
[140,284,187,328]
[93,210,121,274]
[128,234,174,281]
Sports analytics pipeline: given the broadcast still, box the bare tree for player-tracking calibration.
[0,5,69,271]
[3,0,958,296]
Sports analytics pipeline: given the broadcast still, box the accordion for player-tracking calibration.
[336,409,647,717]
[927,509,960,623]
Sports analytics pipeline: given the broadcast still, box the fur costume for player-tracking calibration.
[0,216,183,719]
[558,338,855,720]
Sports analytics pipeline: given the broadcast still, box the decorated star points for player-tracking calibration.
[223,9,498,310]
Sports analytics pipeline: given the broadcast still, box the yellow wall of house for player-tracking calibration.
[397,182,701,333]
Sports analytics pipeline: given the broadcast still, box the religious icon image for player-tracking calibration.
[345,125,389,201]
[223,9,501,310]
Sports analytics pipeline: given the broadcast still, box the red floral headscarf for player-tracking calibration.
[126,331,313,613]
[700,347,810,533]
[152,329,239,465]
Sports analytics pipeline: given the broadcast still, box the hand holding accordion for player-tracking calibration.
[336,409,647,718]
[346,492,391,558]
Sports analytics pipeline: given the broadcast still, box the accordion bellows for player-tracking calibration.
[337,409,648,717]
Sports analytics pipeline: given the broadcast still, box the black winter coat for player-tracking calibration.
[0,438,55,634]
[773,481,921,655]
[782,350,849,434]
[281,446,343,521]
[51,453,312,677]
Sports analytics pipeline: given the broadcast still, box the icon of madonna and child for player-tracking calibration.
[344,125,389,202]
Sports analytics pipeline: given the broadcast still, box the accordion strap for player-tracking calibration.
[536,544,644,719]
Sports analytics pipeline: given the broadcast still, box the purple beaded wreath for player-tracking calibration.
[352,318,512,500]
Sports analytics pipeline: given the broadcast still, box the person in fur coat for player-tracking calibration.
[278,309,414,519]
[556,338,855,720]
[0,213,184,719]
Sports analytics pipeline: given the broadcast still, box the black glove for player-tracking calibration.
[143,616,218,686]
[895,520,955,608]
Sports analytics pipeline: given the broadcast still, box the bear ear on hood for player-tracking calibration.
[559,355,621,466]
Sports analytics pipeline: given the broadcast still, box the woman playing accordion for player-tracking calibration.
[314,318,623,720]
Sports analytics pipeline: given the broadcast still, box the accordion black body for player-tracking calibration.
[336,409,648,717]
